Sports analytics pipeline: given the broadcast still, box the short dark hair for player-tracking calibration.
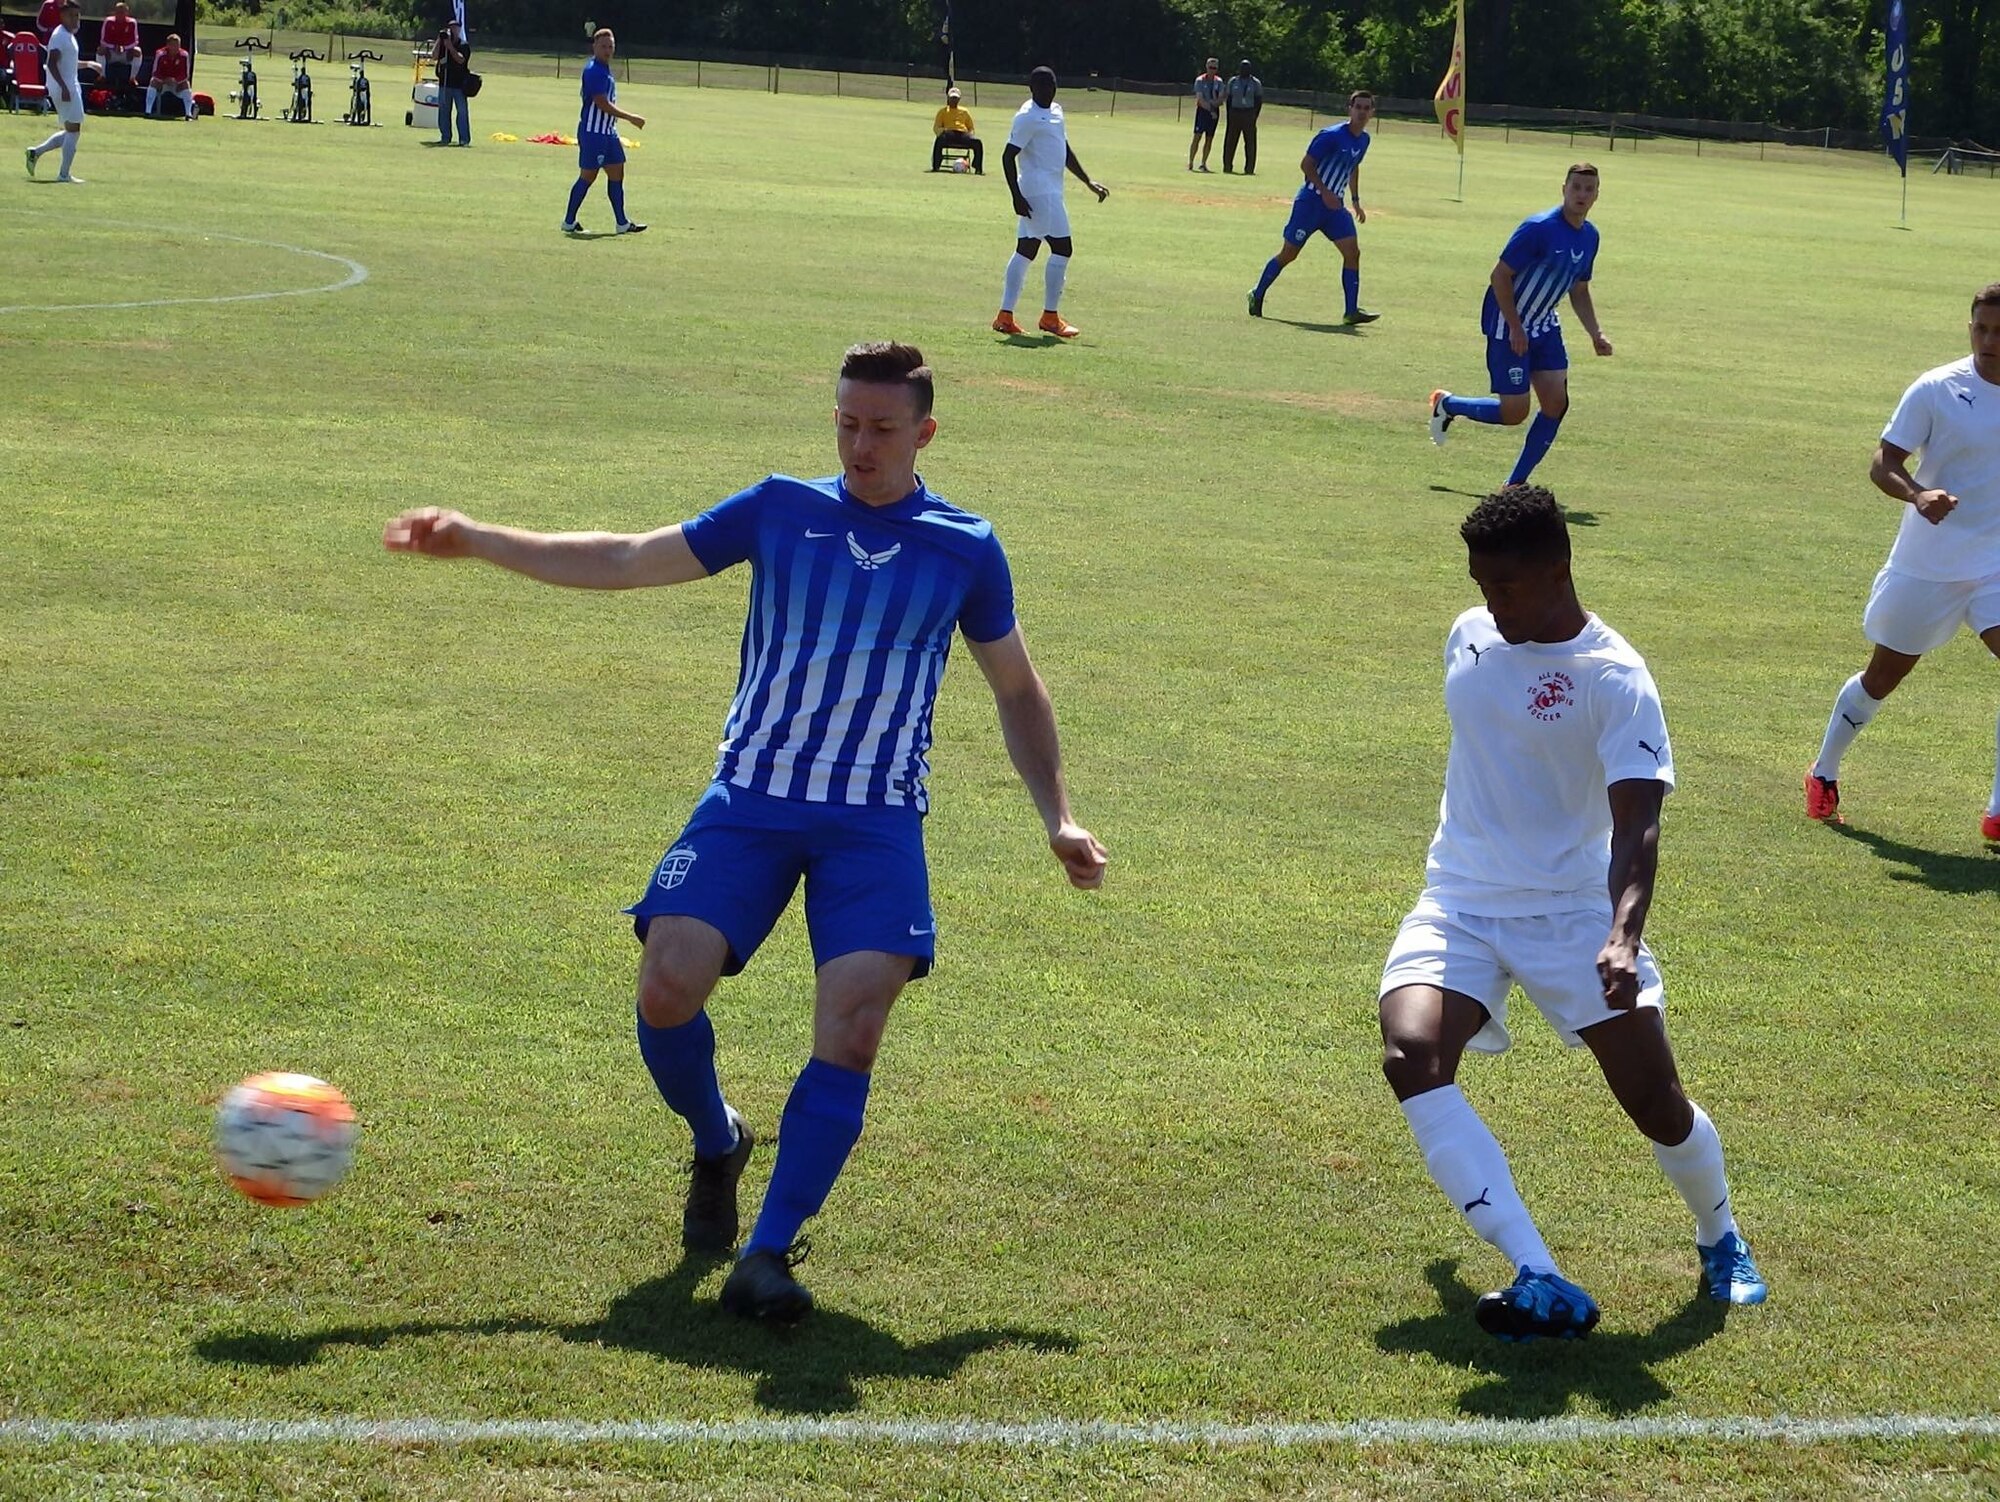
[1348,90,1375,107]
[1029,65,1056,90]
[840,341,934,417]
[1461,484,1571,561]
[1565,162,1600,182]
[1973,282,2000,315]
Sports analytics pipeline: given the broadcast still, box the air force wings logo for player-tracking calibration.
[848,532,901,571]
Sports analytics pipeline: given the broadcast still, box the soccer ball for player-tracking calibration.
[214,1072,358,1207]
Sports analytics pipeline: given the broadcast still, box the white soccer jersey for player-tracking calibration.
[1881,356,2000,582]
[1007,100,1067,200]
[46,24,80,97]
[1423,608,1674,917]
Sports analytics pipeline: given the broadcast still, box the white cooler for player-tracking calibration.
[408,78,438,130]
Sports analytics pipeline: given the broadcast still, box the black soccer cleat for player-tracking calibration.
[681,1107,754,1255]
[719,1241,814,1323]
[1247,290,1263,318]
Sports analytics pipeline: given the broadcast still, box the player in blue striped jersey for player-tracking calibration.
[1247,92,1379,325]
[384,343,1107,1323]
[1429,165,1613,485]
[561,27,647,237]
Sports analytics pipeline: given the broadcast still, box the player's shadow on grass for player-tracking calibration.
[1824,821,2000,894]
[194,1252,1077,1414]
[1268,317,1362,335]
[1373,1258,1725,1418]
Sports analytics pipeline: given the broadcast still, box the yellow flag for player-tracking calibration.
[1434,0,1467,154]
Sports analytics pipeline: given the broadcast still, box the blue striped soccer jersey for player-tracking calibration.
[1481,206,1599,340]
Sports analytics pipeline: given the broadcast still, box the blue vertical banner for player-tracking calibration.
[1881,0,1909,176]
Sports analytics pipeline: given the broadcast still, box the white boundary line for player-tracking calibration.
[3,1415,1998,1448]
[0,212,367,314]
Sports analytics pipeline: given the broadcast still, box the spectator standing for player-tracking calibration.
[433,26,470,145]
[1224,58,1262,174]
[931,85,982,173]
[146,32,193,118]
[1188,57,1223,171]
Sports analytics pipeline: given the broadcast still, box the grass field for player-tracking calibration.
[4,66,2000,1500]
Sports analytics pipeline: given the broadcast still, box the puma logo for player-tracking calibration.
[1638,739,1665,764]
[1842,713,1862,728]
[1466,643,1489,664]
[1462,1188,1492,1212]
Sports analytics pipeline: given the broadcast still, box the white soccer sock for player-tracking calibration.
[1043,253,1069,313]
[58,134,79,176]
[1400,1084,1559,1276]
[33,130,66,157]
[1813,673,1882,780]
[1000,253,1030,314]
[1989,706,2000,816]
[1651,1102,1738,1246]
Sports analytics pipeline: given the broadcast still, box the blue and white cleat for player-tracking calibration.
[1698,1231,1768,1305]
[1475,1268,1601,1342]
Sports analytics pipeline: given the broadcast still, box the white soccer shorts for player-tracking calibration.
[1379,893,1664,1054]
[55,94,86,126]
[1016,193,1071,241]
[1862,563,2000,656]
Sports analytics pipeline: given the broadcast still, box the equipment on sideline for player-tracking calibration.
[281,47,320,123]
[229,36,265,119]
[214,1072,358,1207]
[406,42,436,130]
[342,49,380,126]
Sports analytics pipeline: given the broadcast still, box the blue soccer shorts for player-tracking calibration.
[625,781,936,978]
[1485,325,1569,396]
[1283,194,1357,246]
[578,131,625,170]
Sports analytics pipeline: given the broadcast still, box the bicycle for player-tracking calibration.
[342,49,381,126]
[230,36,267,120]
[281,47,321,123]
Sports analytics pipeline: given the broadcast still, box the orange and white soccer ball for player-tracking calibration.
[214,1072,359,1207]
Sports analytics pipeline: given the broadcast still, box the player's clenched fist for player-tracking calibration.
[384,507,476,558]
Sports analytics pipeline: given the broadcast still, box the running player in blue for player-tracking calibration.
[561,27,647,236]
[384,342,1108,1324]
[1429,164,1614,484]
[1247,91,1378,325]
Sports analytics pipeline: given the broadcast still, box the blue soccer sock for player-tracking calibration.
[743,1058,871,1256]
[1342,267,1360,316]
[1253,256,1285,299]
[564,178,590,224]
[1508,411,1565,484]
[1443,394,1506,424]
[607,178,627,224]
[635,1009,737,1159]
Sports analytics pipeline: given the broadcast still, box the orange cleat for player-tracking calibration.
[1982,811,2000,842]
[991,310,1025,335]
[1038,310,1081,339]
[1804,769,1841,823]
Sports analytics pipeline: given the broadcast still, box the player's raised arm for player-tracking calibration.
[382,507,707,588]
[964,624,1106,890]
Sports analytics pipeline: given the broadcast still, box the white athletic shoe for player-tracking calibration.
[561,221,584,235]
[616,220,647,235]
[1429,389,1454,447]
[56,174,85,184]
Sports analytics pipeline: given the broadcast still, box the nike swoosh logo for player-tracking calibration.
[805,530,835,539]
[908,925,933,937]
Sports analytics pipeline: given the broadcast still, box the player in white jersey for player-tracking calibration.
[24,0,85,184]
[1806,283,2000,843]
[1379,484,1766,1341]
[385,343,1106,1323]
[993,66,1109,342]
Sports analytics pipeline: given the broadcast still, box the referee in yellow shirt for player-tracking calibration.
[931,86,984,173]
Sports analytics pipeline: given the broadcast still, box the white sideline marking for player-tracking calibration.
[2,1415,1998,1448]
[0,214,367,314]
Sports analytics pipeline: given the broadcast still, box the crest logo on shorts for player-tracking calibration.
[653,845,697,890]
[1508,366,1525,384]
[1527,670,1574,722]
[848,533,901,571]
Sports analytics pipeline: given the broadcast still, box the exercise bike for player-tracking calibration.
[341,49,381,126]
[281,47,321,122]
[230,36,267,120]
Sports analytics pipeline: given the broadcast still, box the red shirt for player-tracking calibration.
[151,44,189,83]
[36,0,61,39]
[100,12,140,49]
